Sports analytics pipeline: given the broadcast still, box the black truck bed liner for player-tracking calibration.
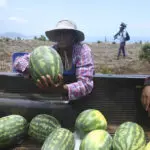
[0,73,149,149]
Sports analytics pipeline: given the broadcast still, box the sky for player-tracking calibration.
[0,0,150,42]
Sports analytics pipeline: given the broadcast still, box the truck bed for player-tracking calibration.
[0,73,150,149]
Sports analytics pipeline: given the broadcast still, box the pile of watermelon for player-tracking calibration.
[75,109,148,150]
[0,109,150,150]
[0,114,75,149]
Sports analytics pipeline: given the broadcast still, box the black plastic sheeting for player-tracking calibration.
[0,73,149,131]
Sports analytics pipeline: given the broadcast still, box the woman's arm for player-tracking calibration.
[65,44,94,100]
[13,54,30,73]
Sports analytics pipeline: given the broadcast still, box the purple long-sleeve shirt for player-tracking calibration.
[14,43,95,100]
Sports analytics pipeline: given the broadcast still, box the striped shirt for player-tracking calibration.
[13,43,95,100]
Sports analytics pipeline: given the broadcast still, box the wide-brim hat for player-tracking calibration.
[45,20,85,42]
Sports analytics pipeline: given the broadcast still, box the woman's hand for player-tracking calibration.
[141,86,150,111]
[36,74,63,89]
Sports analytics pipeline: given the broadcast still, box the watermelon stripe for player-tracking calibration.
[58,130,70,149]
[45,48,55,78]
[128,125,137,149]
[67,132,74,146]
[125,123,131,149]
[29,125,57,136]
[31,47,49,76]
[61,131,73,150]
[34,115,60,126]
[49,48,61,82]
[29,60,38,82]
[32,57,46,76]
[30,55,42,78]
[32,119,58,128]
[130,125,145,149]
[29,129,46,140]
[46,130,59,149]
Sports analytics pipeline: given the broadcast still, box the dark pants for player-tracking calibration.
[118,42,126,57]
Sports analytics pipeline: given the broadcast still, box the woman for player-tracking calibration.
[14,20,95,100]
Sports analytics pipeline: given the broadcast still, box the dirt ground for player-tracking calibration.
[0,39,150,74]
[90,42,150,74]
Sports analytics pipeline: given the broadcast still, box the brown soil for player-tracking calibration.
[0,39,149,74]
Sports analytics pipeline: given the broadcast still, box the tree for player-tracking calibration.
[34,36,38,40]
[38,35,47,41]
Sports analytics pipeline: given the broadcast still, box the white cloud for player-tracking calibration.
[0,0,7,8]
[8,16,28,24]
[15,8,25,11]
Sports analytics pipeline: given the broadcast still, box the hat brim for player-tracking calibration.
[45,29,85,42]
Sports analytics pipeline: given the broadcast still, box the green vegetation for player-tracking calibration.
[139,43,150,62]
[97,40,102,44]
[34,35,47,41]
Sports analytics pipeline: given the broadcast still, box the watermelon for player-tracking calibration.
[29,46,63,83]
[113,121,146,150]
[75,109,107,138]
[145,142,150,150]
[0,115,28,148]
[28,114,61,143]
[80,130,112,150]
[41,128,75,150]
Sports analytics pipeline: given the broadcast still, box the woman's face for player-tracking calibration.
[55,30,75,48]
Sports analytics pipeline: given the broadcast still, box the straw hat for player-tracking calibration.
[45,20,85,42]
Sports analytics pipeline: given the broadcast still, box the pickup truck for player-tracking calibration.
[0,73,150,149]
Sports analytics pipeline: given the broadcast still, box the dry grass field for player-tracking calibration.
[91,42,150,74]
[0,39,150,75]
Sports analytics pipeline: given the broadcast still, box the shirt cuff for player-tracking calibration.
[14,57,29,73]
[66,84,76,100]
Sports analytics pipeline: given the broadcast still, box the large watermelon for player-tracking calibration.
[28,114,61,143]
[75,109,107,138]
[113,121,146,150]
[0,115,28,148]
[41,128,75,150]
[80,129,112,150]
[145,142,150,150]
[29,46,63,83]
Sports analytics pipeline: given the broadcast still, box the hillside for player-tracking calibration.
[0,39,150,74]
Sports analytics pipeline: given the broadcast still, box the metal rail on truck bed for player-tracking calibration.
[0,73,150,149]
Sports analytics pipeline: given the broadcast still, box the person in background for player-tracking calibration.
[13,20,95,101]
[114,22,130,59]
